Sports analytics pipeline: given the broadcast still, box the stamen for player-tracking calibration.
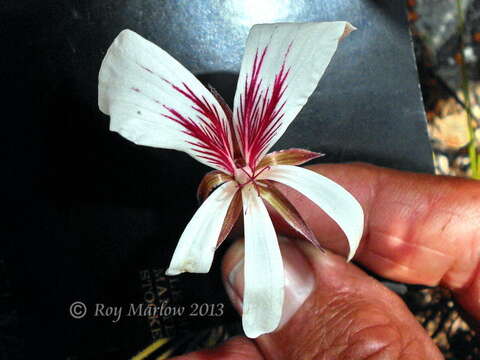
[239,166,253,178]
[253,165,271,179]
[235,165,271,194]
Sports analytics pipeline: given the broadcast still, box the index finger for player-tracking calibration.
[278,163,480,319]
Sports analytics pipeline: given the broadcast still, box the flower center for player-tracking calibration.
[234,166,255,186]
[233,165,271,191]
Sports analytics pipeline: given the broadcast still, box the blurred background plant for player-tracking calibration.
[410,0,479,179]
[408,0,479,358]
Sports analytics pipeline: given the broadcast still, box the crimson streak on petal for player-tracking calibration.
[162,82,236,174]
[236,46,291,169]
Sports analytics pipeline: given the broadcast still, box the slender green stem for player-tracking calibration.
[456,0,479,179]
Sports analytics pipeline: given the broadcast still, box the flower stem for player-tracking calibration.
[456,0,479,179]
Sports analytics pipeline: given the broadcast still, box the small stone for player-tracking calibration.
[435,153,450,175]
[463,46,477,63]
[430,111,471,150]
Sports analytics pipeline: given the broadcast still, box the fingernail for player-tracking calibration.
[225,237,315,329]
[278,237,315,328]
[225,258,244,313]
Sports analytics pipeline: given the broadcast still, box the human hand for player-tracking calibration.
[173,163,480,359]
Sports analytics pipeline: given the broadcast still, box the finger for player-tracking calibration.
[170,336,263,360]
[276,163,480,319]
[222,237,443,360]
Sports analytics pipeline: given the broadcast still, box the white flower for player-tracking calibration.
[98,22,364,338]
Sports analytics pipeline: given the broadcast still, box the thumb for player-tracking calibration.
[222,237,444,360]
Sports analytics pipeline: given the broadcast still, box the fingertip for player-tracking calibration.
[258,240,443,359]
[170,336,262,360]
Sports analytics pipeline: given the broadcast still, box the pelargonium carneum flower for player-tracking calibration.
[98,22,364,338]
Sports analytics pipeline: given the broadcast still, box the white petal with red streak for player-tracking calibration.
[262,165,364,261]
[233,22,355,165]
[166,181,238,275]
[99,29,235,173]
[242,184,284,338]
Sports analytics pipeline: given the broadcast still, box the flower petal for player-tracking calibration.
[262,165,364,261]
[258,180,321,249]
[197,170,233,202]
[217,190,242,249]
[258,148,324,169]
[196,171,242,249]
[166,181,238,275]
[242,184,284,338]
[99,30,236,174]
[208,85,244,158]
[233,22,355,168]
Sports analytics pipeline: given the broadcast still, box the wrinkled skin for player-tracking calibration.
[173,163,480,360]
